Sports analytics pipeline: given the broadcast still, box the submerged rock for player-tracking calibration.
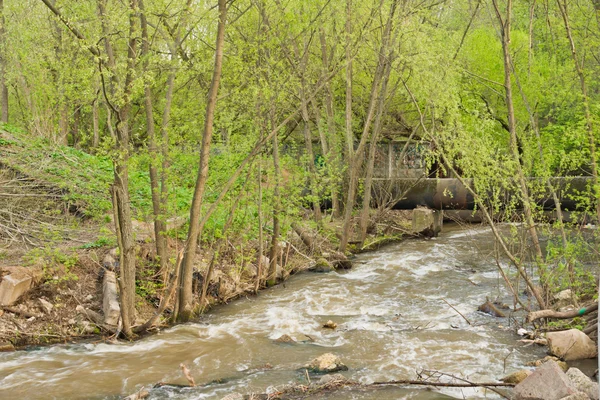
[305,353,348,373]
[566,368,599,400]
[513,360,577,400]
[274,334,296,343]
[547,329,598,361]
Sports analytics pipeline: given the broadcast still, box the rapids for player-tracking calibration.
[0,225,552,399]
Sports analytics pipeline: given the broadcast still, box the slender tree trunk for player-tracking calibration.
[301,95,322,222]
[359,58,393,244]
[92,97,99,149]
[0,0,8,123]
[344,0,354,159]
[267,111,281,286]
[492,0,545,279]
[256,161,264,291]
[339,0,397,252]
[71,105,80,147]
[319,27,340,218]
[139,0,168,281]
[177,0,227,322]
[556,0,600,223]
[59,104,68,145]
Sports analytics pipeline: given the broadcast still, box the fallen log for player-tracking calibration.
[371,380,515,388]
[584,323,598,335]
[527,303,598,322]
[291,222,314,250]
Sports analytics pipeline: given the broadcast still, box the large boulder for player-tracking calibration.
[304,353,348,373]
[547,329,598,361]
[412,207,442,237]
[566,368,599,400]
[0,266,42,306]
[513,360,577,400]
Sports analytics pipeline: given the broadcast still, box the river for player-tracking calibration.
[0,225,553,399]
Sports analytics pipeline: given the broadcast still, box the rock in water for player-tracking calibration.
[547,329,598,361]
[274,334,296,343]
[566,368,599,400]
[323,320,337,329]
[501,369,532,384]
[513,360,577,400]
[305,353,348,373]
[477,300,506,317]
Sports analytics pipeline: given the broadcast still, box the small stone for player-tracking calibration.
[38,298,53,314]
[305,353,348,373]
[566,368,599,400]
[323,320,337,329]
[68,318,76,325]
[0,341,15,352]
[84,294,94,302]
[501,369,532,384]
[518,328,529,336]
[274,334,295,343]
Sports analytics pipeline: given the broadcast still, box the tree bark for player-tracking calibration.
[267,111,281,286]
[177,0,227,322]
[0,0,8,123]
[339,0,397,253]
[491,0,546,286]
[319,27,340,218]
[556,0,600,223]
[359,57,394,244]
[139,0,168,282]
[344,0,354,158]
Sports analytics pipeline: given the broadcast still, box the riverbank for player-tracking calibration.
[0,207,413,350]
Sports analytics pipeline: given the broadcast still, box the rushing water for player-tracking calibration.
[0,225,557,399]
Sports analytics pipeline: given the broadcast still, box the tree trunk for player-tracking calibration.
[92,97,99,149]
[556,0,600,223]
[319,28,340,218]
[267,112,281,287]
[140,0,168,282]
[0,0,8,123]
[177,0,227,322]
[339,0,398,253]
[344,0,354,159]
[492,0,546,285]
[359,58,393,244]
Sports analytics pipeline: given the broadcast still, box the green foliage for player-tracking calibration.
[24,247,79,285]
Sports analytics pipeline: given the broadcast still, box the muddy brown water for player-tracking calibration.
[0,225,581,399]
